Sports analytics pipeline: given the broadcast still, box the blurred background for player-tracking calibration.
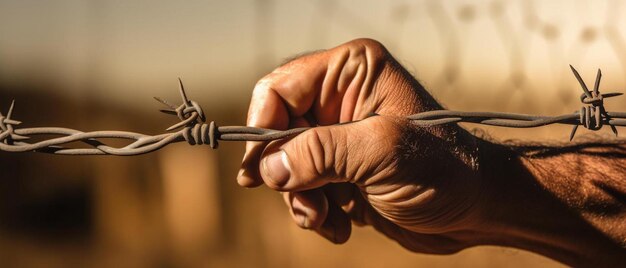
[1,0,625,267]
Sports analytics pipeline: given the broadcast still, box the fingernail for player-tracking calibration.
[263,150,291,187]
[236,168,249,185]
[291,197,310,229]
[294,211,309,229]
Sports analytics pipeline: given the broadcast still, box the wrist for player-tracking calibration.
[473,141,624,266]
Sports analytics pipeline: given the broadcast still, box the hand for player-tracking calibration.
[237,39,485,254]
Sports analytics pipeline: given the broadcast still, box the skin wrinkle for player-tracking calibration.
[342,120,383,184]
[369,177,431,203]
[369,188,437,216]
[339,62,361,122]
[343,138,359,181]
[310,129,326,177]
[334,43,375,123]
[319,48,347,125]
[389,195,464,228]
[352,119,403,186]
[347,62,368,120]
[336,45,364,122]
[302,131,322,183]
[335,132,356,181]
[325,126,337,178]
[329,124,348,181]
[354,146,390,186]
[354,43,381,120]
[334,48,352,94]
[359,163,406,196]
[351,148,372,184]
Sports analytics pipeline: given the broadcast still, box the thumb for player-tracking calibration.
[259,116,405,191]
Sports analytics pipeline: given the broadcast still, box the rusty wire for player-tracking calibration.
[0,66,623,156]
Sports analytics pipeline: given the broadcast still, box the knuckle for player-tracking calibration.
[346,38,388,56]
[332,38,391,68]
[252,77,273,96]
[248,77,277,125]
[253,70,286,95]
[338,39,393,95]
[346,38,390,62]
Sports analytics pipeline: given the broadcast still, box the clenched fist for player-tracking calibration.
[237,38,484,253]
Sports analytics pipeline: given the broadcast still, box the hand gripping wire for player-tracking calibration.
[0,66,624,156]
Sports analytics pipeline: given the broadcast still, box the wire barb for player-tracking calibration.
[0,100,28,145]
[568,66,622,140]
[0,67,624,156]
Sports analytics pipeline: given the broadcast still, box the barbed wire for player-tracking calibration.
[0,66,623,156]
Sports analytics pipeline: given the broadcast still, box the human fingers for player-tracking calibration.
[238,38,399,188]
[282,186,352,244]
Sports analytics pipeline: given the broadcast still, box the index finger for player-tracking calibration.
[237,51,330,187]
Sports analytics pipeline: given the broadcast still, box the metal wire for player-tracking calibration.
[0,66,623,156]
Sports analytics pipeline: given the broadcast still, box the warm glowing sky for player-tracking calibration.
[1,0,625,117]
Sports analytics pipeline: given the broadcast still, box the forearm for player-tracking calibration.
[477,140,626,266]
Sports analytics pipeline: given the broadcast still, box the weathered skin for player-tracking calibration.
[237,38,626,266]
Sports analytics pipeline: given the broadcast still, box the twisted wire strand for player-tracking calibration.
[0,66,623,156]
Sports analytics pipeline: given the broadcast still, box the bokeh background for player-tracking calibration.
[1,0,625,267]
